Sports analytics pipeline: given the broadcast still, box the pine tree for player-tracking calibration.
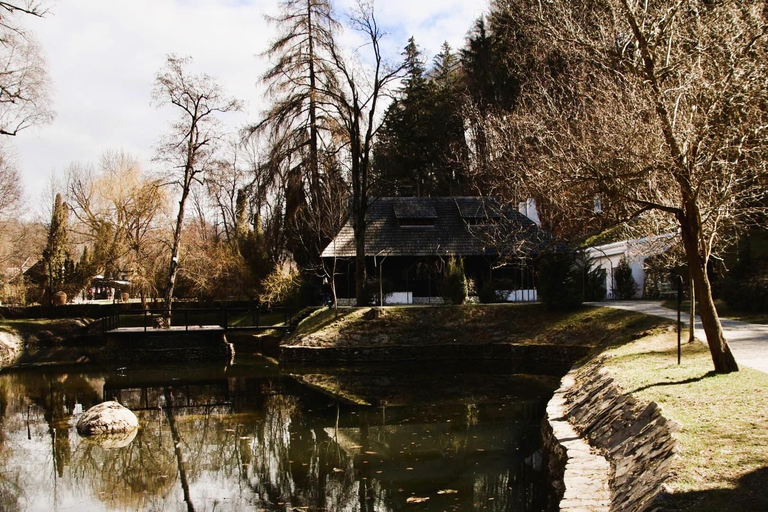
[373,38,469,196]
[41,193,69,301]
[255,0,341,265]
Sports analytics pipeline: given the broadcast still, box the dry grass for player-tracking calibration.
[288,304,667,348]
[604,333,768,511]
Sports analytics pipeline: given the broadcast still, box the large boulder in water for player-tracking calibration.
[76,401,138,436]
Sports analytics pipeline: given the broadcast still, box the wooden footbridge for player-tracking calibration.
[101,306,294,335]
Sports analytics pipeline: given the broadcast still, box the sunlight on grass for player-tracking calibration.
[289,304,670,348]
[604,333,768,509]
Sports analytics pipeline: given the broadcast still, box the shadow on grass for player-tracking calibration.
[629,371,718,394]
[660,466,768,511]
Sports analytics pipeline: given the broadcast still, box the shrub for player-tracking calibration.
[613,257,638,299]
[536,252,582,310]
[442,257,468,305]
[478,277,508,303]
[575,252,607,302]
[259,267,302,308]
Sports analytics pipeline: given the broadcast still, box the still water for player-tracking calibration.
[0,356,558,511]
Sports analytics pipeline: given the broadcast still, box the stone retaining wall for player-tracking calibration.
[105,331,232,364]
[543,357,680,511]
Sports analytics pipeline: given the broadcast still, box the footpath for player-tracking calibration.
[589,300,768,374]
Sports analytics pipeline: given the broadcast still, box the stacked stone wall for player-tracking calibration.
[544,357,681,511]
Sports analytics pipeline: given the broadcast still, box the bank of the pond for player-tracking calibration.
[0,318,98,368]
[547,319,768,511]
[282,304,664,369]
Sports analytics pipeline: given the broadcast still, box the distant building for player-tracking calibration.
[586,233,677,299]
[321,197,550,305]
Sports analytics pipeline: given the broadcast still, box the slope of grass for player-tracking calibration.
[288,303,668,349]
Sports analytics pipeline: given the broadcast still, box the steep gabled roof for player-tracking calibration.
[321,197,548,258]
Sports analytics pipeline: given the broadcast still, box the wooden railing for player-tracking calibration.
[101,306,292,334]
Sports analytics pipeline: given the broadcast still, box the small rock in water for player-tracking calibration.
[76,401,139,436]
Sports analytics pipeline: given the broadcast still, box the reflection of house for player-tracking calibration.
[586,233,676,299]
[321,197,549,305]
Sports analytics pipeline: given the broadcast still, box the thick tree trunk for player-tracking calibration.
[679,215,738,373]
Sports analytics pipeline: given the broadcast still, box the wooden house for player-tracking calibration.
[321,197,550,304]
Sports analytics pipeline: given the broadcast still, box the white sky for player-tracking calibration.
[12,0,489,218]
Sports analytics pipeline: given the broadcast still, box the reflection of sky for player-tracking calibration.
[0,366,552,511]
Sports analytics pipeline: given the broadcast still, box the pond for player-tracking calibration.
[0,355,559,511]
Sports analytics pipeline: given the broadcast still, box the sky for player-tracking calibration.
[12,0,489,217]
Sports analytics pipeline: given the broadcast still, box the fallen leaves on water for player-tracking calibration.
[406,497,430,504]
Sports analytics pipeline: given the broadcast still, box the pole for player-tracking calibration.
[689,271,695,343]
[677,274,683,365]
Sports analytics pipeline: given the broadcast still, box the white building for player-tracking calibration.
[585,233,677,299]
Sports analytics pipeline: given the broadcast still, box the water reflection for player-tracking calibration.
[0,359,556,511]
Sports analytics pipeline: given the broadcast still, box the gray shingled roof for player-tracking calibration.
[321,197,548,258]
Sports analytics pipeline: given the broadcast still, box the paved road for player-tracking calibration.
[587,300,768,374]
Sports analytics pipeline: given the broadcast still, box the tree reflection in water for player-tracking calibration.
[0,362,555,511]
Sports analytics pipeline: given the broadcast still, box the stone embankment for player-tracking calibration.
[544,357,680,511]
[0,330,22,367]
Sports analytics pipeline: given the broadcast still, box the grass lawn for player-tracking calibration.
[661,298,768,325]
[603,331,768,511]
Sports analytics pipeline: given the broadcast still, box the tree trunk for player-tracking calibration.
[164,182,191,325]
[679,215,738,373]
[307,0,320,209]
[355,225,366,306]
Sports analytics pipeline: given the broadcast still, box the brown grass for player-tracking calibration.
[604,332,768,511]
[288,304,669,348]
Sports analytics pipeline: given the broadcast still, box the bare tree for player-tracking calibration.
[256,0,340,208]
[153,55,241,322]
[325,1,403,305]
[66,151,167,305]
[487,0,768,373]
[0,1,54,137]
[0,150,21,220]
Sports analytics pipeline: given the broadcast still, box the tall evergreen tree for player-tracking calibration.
[373,39,468,196]
[255,0,341,265]
[41,193,69,301]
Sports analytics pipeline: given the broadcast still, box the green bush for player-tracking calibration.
[613,257,638,299]
[536,252,583,310]
[478,277,508,303]
[442,257,468,305]
[575,253,607,301]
